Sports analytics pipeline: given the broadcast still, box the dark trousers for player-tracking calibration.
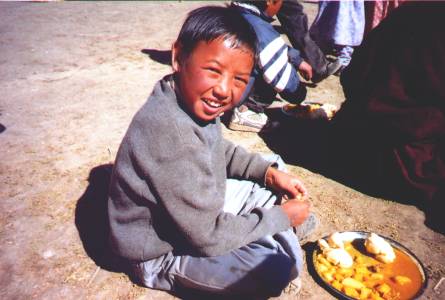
[277,0,328,78]
[244,75,307,113]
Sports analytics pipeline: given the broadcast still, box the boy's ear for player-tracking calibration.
[171,41,182,72]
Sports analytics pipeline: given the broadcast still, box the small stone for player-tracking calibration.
[42,249,54,259]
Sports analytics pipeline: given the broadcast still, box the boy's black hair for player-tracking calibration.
[176,6,257,59]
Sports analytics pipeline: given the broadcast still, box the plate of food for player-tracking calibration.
[281,102,338,120]
[312,231,427,300]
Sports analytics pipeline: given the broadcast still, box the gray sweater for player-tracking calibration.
[108,75,290,262]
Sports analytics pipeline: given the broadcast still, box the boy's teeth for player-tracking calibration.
[204,99,222,108]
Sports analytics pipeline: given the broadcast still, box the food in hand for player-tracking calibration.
[365,233,396,263]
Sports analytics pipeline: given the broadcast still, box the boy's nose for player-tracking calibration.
[213,77,230,100]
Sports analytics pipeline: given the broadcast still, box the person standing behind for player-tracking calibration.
[277,0,342,83]
[229,0,313,133]
[310,0,365,73]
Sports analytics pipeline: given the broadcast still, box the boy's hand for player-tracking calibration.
[265,166,308,199]
[298,60,313,81]
[281,198,310,227]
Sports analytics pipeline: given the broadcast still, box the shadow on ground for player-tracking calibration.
[141,49,172,66]
[75,164,129,273]
[259,107,444,234]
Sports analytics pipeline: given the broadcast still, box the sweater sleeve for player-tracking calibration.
[249,17,302,94]
[223,138,272,184]
[131,122,289,257]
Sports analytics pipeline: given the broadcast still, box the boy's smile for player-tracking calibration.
[173,37,254,122]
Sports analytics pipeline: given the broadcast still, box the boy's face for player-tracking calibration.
[172,38,254,122]
[265,0,283,17]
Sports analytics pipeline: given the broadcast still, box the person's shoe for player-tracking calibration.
[294,213,319,244]
[334,64,347,76]
[228,105,279,133]
[312,59,343,83]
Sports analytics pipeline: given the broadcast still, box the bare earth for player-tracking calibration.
[0,2,443,300]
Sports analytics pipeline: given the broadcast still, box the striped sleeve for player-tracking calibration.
[258,36,300,93]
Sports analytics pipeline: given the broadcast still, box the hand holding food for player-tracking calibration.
[281,198,310,227]
[265,166,308,199]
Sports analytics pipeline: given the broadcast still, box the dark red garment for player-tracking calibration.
[334,1,445,203]
[364,0,407,35]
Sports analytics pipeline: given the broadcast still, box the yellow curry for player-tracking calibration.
[314,240,423,300]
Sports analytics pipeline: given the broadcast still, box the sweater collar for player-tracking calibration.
[165,73,216,127]
[232,2,275,23]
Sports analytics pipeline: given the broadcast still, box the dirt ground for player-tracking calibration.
[0,2,443,300]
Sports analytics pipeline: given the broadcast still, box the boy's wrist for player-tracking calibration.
[265,165,278,188]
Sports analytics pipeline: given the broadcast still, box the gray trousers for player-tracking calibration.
[133,155,303,298]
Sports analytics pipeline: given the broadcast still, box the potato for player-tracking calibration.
[322,270,335,282]
[334,272,344,281]
[343,286,360,298]
[318,256,332,267]
[363,280,379,289]
[317,264,329,273]
[354,255,364,264]
[392,275,411,285]
[369,273,384,281]
[376,283,391,295]
[342,277,365,290]
[353,273,364,282]
[338,267,354,277]
[331,280,342,291]
[370,292,385,300]
[355,266,369,275]
[359,287,372,299]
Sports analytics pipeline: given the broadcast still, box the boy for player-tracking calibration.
[229,0,313,132]
[108,6,315,298]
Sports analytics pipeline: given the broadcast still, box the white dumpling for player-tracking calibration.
[318,237,353,268]
[325,248,354,268]
[327,232,344,249]
[365,233,395,263]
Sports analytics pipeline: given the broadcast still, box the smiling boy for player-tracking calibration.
[108,6,314,298]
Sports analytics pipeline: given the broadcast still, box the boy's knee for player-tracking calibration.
[281,84,307,104]
[256,254,295,296]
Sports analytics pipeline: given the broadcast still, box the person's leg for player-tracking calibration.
[223,153,286,214]
[279,83,307,105]
[134,216,301,298]
[277,0,329,78]
[333,44,354,75]
[169,232,300,297]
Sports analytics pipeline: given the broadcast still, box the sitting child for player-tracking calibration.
[229,0,313,133]
[108,5,316,298]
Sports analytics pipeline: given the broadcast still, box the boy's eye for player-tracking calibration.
[205,67,221,74]
[235,76,248,85]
